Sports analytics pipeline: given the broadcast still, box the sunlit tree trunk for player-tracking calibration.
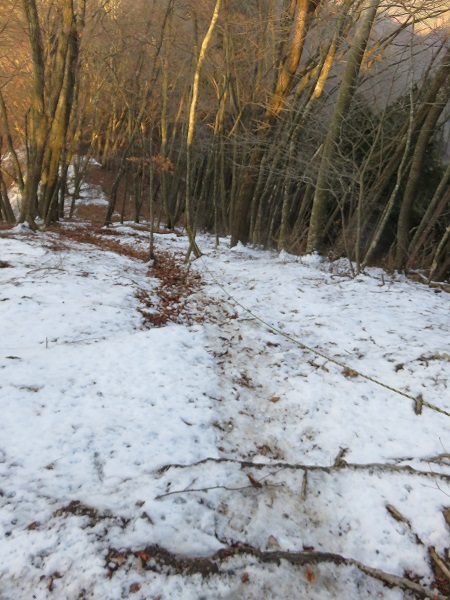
[0,89,25,196]
[0,138,16,222]
[42,1,80,225]
[231,0,321,247]
[185,0,222,260]
[19,0,47,229]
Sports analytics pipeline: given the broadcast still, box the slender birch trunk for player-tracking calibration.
[185,0,222,261]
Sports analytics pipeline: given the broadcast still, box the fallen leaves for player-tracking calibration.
[18,384,42,393]
[418,352,450,363]
[40,571,62,592]
[241,572,250,584]
[415,394,423,415]
[443,507,450,527]
[135,550,152,564]
[305,566,315,584]
[237,372,254,388]
[342,367,358,378]
[246,473,262,488]
[54,225,148,261]
[137,252,202,327]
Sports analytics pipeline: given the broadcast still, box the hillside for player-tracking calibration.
[1,214,450,599]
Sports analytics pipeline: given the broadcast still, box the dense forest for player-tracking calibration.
[1,0,449,278]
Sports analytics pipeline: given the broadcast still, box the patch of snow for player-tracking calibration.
[1,225,449,598]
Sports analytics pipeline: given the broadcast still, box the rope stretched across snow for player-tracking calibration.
[199,254,450,420]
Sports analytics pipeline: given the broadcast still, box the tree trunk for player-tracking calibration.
[230,0,320,247]
[395,77,450,269]
[0,168,15,223]
[0,90,25,194]
[185,0,222,260]
[407,160,450,268]
[19,0,47,228]
[266,0,319,120]
[43,2,79,225]
[307,0,380,253]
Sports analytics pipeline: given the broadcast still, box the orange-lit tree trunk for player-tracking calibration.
[42,1,81,224]
[19,0,47,229]
[185,0,222,260]
[230,0,320,247]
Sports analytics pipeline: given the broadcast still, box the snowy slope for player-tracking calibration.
[0,225,449,599]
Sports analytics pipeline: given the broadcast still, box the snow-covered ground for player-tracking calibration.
[0,221,449,599]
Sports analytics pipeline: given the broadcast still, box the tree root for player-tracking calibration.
[157,455,450,482]
[106,542,444,599]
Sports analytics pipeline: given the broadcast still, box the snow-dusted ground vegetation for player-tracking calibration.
[1,214,449,599]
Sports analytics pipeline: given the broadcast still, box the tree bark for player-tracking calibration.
[395,75,450,269]
[19,0,47,228]
[43,1,80,225]
[230,0,320,247]
[307,0,380,253]
[185,0,222,260]
[408,160,450,268]
[0,90,25,194]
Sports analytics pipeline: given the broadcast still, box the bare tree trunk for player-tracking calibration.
[395,79,450,269]
[408,160,450,267]
[103,83,152,225]
[307,0,380,253]
[231,0,320,247]
[185,0,222,261]
[160,0,174,228]
[148,127,155,261]
[19,0,47,229]
[0,90,25,195]
[429,222,450,282]
[362,19,416,269]
[359,43,450,228]
[266,0,319,120]
[278,140,295,251]
[43,1,80,225]
[0,147,15,222]
[104,159,127,225]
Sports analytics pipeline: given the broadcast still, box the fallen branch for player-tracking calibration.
[155,480,284,500]
[424,453,450,466]
[386,504,413,530]
[157,456,450,482]
[429,547,450,583]
[301,471,308,501]
[107,542,444,599]
[385,503,423,546]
